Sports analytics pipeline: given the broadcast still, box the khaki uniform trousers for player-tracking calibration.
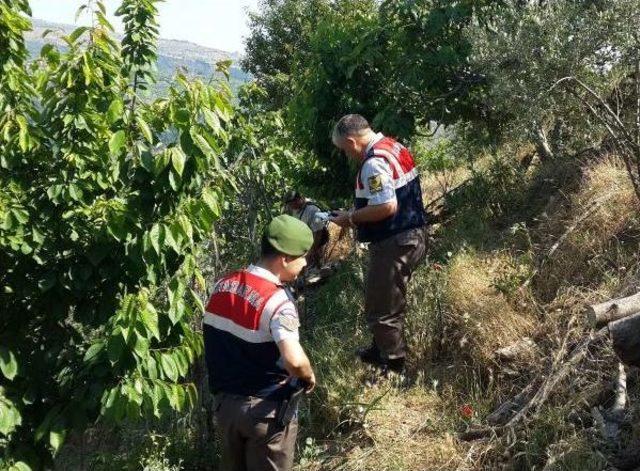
[215,393,298,471]
[364,227,427,360]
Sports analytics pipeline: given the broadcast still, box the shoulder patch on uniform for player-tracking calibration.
[278,314,300,332]
[368,174,383,194]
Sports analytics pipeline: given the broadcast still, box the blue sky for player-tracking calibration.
[29,0,260,53]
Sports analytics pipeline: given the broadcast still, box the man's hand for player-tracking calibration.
[304,372,316,394]
[277,338,316,392]
[329,210,352,228]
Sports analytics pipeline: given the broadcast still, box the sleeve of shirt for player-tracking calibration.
[304,205,325,232]
[269,301,300,343]
[360,157,396,206]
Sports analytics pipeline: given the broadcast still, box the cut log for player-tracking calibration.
[586,292,640,327]
[609,312,640,367]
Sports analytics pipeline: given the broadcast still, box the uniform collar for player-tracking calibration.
[247,264,281,285]
[363,132,385,157]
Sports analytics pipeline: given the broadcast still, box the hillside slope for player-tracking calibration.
[26,19,250,92]
[295,151,640,470]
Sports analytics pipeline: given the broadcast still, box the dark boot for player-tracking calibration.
[386,357,405,374]
[356,343,386,367]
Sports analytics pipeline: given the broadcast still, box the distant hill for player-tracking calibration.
[26,19,251,94]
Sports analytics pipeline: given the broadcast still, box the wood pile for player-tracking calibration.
[461,291,640,460]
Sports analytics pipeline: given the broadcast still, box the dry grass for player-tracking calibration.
[535,156,640,299]
[444,252,536,367]
[421,165,472,206]
[321,222,354,265]
[572,156,637,248]
[315,387,468,471]
[300,155,640,471]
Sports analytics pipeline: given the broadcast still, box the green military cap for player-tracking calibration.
[265,214,313,257]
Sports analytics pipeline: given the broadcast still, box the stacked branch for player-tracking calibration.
[462,292,640,443]
[587,293,640,367]
[460,326,609,441]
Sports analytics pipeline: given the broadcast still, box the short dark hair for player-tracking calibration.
[332,114,370,142]
[260,234,285,259]
[283,190,302,204]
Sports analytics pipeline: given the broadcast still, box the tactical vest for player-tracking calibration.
[203,270,292,399]
[354,136,426,243]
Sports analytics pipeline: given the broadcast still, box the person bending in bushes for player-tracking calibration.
[330,114,427,376]
[203,215,316,471]
[283,190,329,268]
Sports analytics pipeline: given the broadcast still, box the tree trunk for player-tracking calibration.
[586,292,640,327]
[609,312,640,367]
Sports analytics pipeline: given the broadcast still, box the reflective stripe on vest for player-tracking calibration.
[203,270,291,398]
[204,270,283,340]
[354,136,426,243]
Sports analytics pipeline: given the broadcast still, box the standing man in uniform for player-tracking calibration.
[203,215,316,471]
[330,114,427,375]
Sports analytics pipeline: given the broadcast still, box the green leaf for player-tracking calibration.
[160,354,178,382]
[34,405,61,442]
[202,188,220,218]
[168,169,181,191]
[164,225,180,254]
[170,384,186,411]
[168,299,186,325]
[177,215,193,244]
[141,302,160,340]
[173,108,190,125]
[68,184,84,202]
[133,332,150,359]
[75,4,88,22]
[9,461,32,471]
[107,330,126,365]
[46,185,63,201]
[173,349,190,377]
[49,426,66,453]
[148,223,164,256]
[192,132,219,168]
[194,268,206,292]
[137,116,153,143]
[140,150,155,174]
[11,208,28,225]
[155,150,171,176]
[16,115,29,152]
[185,383,198,409]
[152,381,165,417]
[68,26,89,43]
[171,147,186,176]
[0,397,22,436]
[147,356,158,380]
[83,342,104,363]
[107,99,124,125]
[203,108,221,134]
[109,130,126,156]
[190,288,205,314]
[0,348,18,380]
[32,228,45,244]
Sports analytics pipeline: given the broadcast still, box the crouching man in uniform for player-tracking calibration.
[203,215,316,471]
[330,114,427,376]
[283,190,328,268]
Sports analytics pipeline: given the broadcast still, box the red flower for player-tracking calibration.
[460,404,474,419]
[432,263,443,272]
